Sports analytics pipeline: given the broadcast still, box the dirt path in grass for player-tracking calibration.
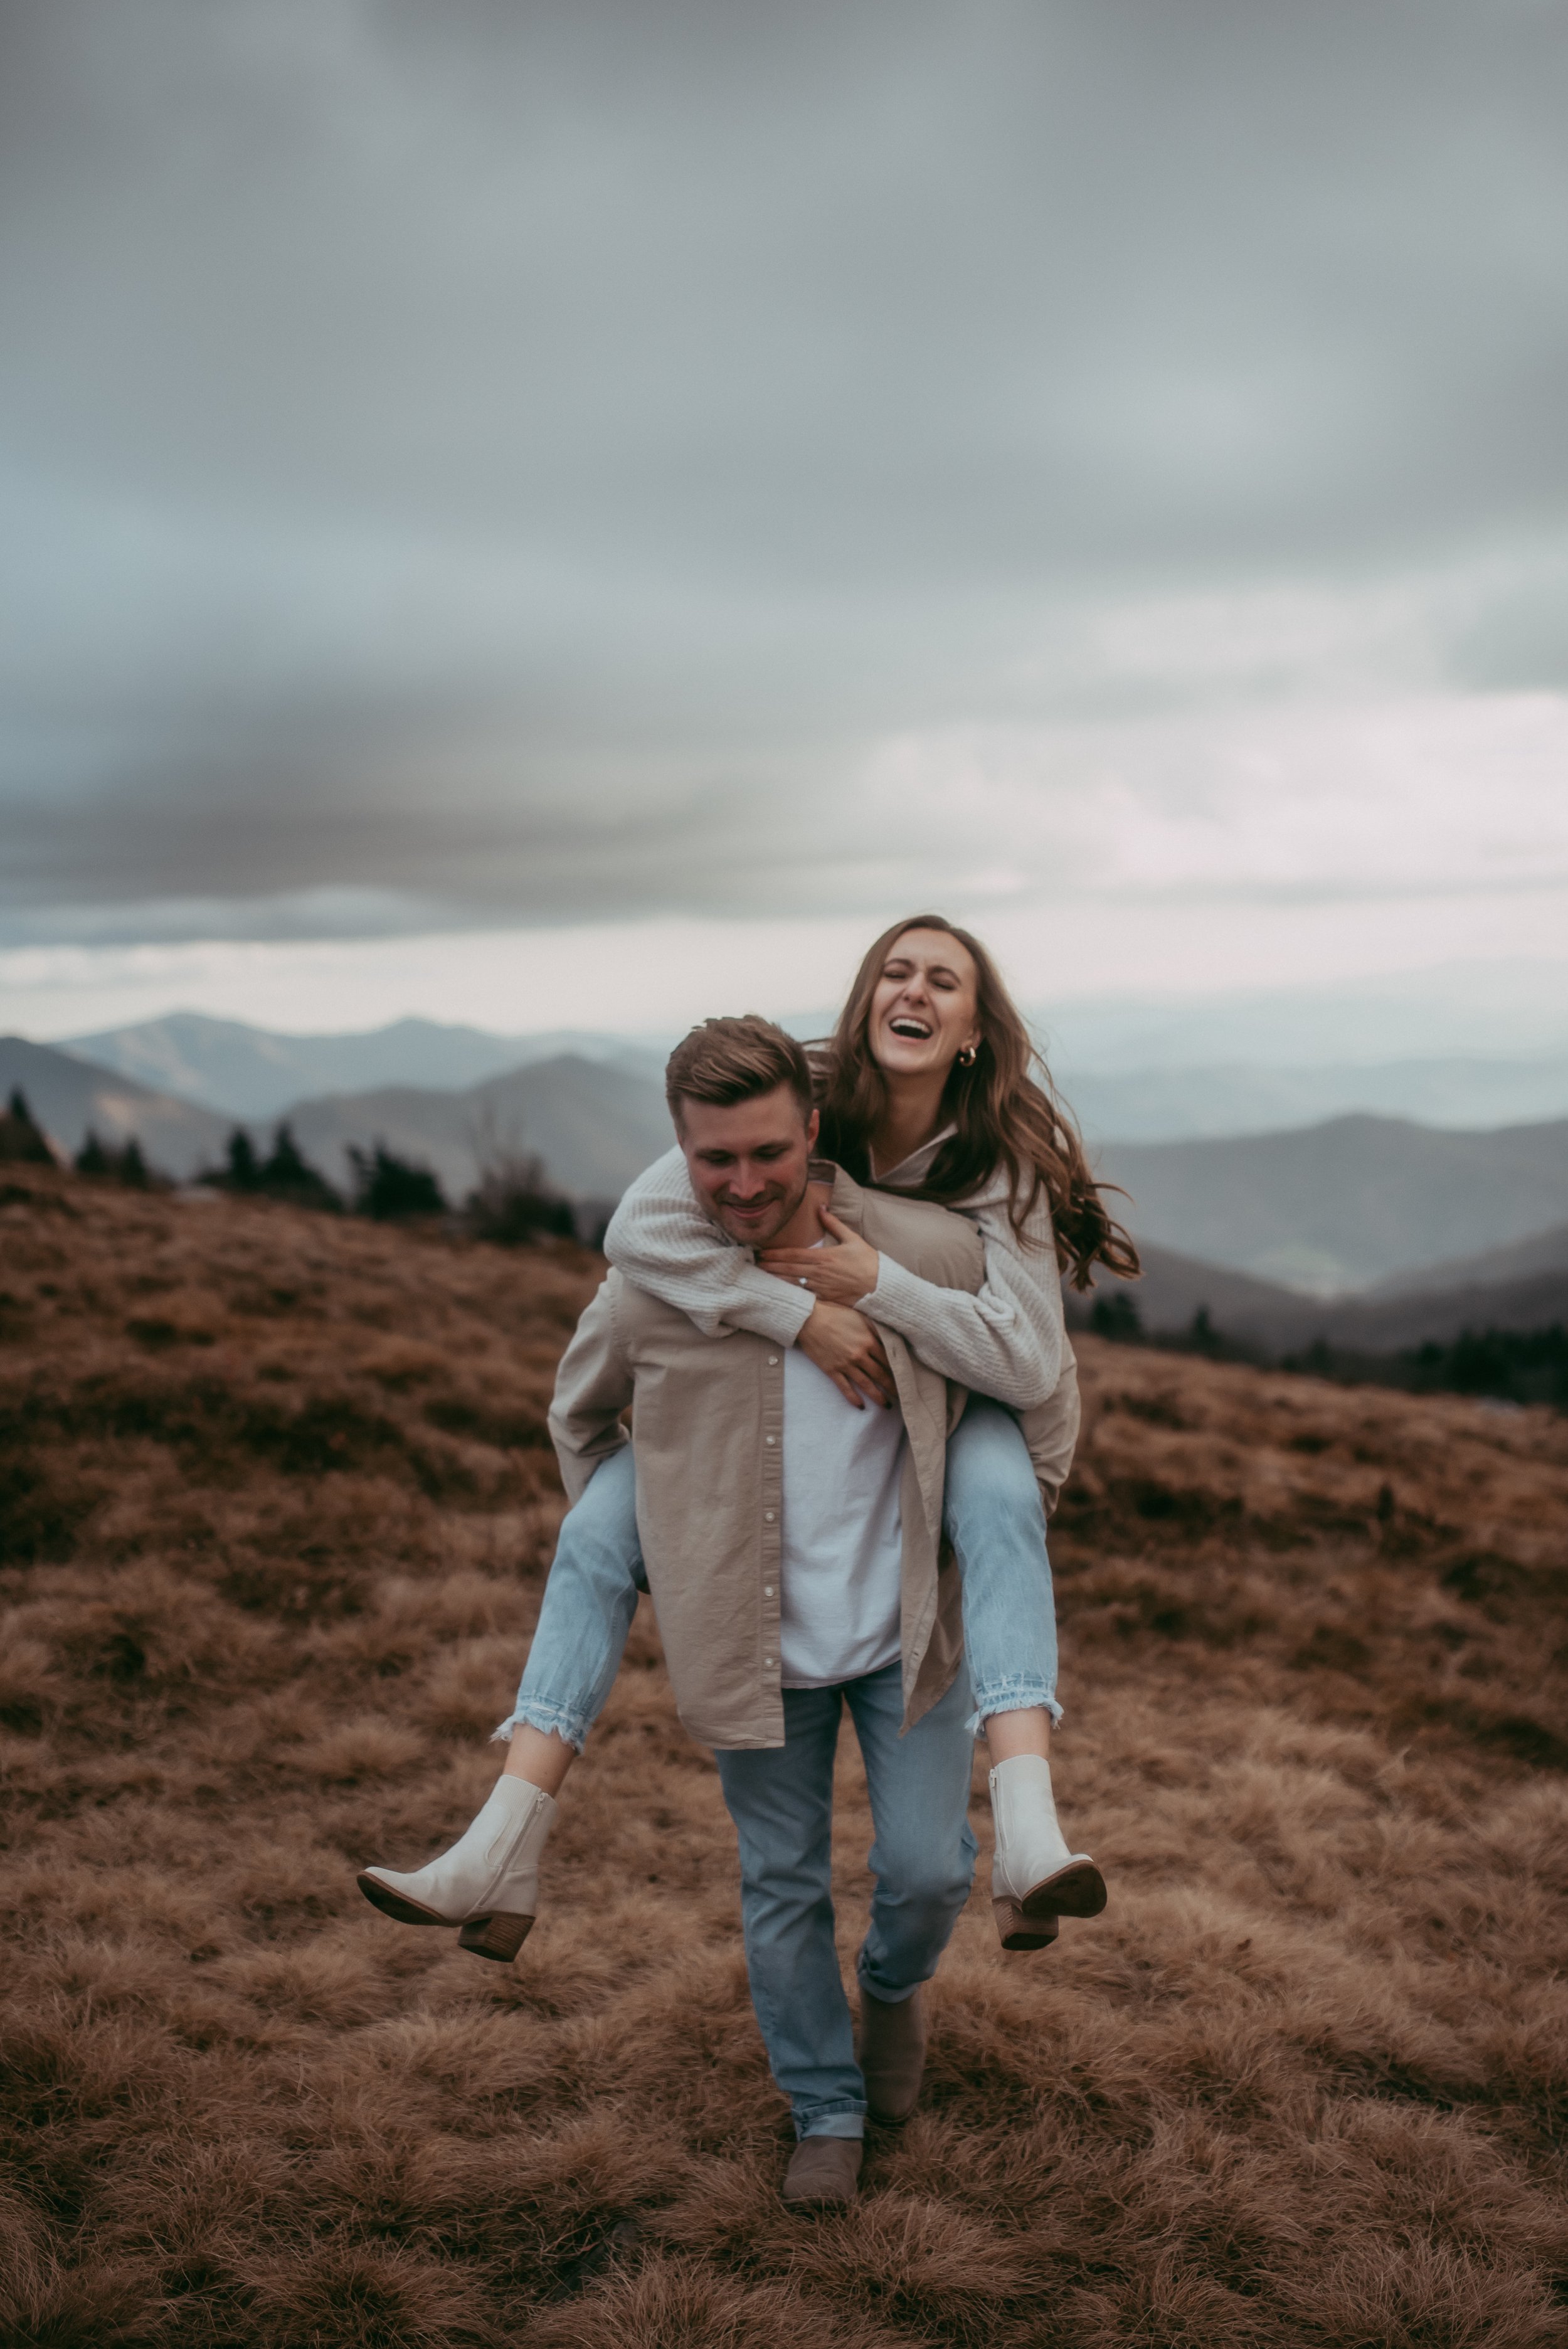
[3,1166,1567,2347]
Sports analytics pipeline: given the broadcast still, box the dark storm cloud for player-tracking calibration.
[2,0,1566,942]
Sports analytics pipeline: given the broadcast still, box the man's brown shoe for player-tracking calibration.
[857,1985,927,2125]
[781,2136,862,2205]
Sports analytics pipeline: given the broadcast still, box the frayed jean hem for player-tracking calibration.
[797,2103,866,2141]
[965,1682,1064,1739]
[490,1702,590,1755]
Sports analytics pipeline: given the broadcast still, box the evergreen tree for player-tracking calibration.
[261,1123,341,1211]
[465,1152,576,1244]
[74,1129,155,1185]
[0,1088,56,1166]
[225,1129,261,1190]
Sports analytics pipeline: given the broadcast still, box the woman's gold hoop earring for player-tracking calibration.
[958,1042,978,1067]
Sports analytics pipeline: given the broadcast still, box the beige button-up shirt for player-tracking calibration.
[549,1164,1082,1751]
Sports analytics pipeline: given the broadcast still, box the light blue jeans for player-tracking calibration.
[495,1397,1061,1751]
[715,1659,977,2138]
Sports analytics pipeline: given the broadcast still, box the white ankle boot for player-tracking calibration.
[988,1754,1106,1951]
[358,1776,557,1962]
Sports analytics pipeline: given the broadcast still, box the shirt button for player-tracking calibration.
[765,1434,775,1445]
[764,1657,773,1667]
[768,1355,779,1365]
[763,1584,774,1596]
[764,1510,775,1522]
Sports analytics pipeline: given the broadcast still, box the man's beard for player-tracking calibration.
[712,1170,808,1249]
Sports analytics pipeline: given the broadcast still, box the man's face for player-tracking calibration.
[677,1084,818,1248]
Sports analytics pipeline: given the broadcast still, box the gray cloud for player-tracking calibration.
[3,0,1567,944]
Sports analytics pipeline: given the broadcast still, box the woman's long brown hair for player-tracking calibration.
[816,915,1140,1291]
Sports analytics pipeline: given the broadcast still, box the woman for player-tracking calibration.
[358,915,1138,1957]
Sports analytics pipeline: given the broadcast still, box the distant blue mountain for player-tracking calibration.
[61,1011,662,1122]
[278,1054,674,1207]
[13,1021,1568,1328]
[0,1035,231,1177]
[1096,1114,1568,1294]
[58,1007,1568,1139]
[1062,1051,1568,1143]
[1073,1234,1568,1354]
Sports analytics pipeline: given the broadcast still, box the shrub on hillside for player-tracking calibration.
[465,1151,576,1245]
[0,1088,56,1166]
[348,1142,447,1221]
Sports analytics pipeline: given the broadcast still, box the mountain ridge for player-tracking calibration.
[50,1007,1568,1140]
[0,1035,233,1180]
[11,1030,1568,1327]
[1367,1218,1568,1298]
[277,1053,675,1206]
[1098,1112,1568,1294]
[1089,1238,1568,1356]
[1064,1049,1568,1141]
[61,1009,664,1122]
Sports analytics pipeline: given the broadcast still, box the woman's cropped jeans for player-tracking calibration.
[495,1396,1061,1753]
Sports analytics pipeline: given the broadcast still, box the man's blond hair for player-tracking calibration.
[664,1016,815,1128]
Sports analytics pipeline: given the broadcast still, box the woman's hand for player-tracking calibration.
[761,1211,881,1307]
[795,1301,896,1409]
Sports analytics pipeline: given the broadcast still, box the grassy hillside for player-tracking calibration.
[3,1167,1567,2348]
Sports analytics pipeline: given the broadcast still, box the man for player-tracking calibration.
[548,1017,990,2202]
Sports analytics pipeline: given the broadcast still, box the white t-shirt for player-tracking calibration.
[778,1266,907,1687]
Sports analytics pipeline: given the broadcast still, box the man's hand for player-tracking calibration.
[795,1301,897,1409]
[761,1211,880,1307]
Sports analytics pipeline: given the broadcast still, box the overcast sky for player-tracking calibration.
[3,0,1567,1039]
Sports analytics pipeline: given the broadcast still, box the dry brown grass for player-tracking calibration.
[3,1164,1567,2347]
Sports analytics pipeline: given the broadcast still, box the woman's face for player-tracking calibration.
[866,927,981,1082]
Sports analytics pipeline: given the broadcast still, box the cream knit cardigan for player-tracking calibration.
[601,1126,1067,1413]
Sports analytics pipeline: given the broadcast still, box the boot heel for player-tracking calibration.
[993,1897,1059,1952]
[1026,1859,1108,1919]
[458,1912,534,1963]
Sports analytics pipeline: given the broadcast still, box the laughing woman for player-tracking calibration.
[358,915,1138,1959]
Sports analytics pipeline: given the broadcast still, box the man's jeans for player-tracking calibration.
[496,1397,1061,1752]
[715,1660,977,2139]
